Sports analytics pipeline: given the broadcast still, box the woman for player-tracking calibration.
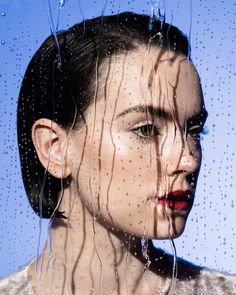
[1,12,236,295]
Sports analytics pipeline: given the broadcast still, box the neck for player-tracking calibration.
[28,186,165,295]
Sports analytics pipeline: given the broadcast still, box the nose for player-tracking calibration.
[165,137,201,177]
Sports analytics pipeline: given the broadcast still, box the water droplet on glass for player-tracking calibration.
[1,40,5,45]
[1,12,6,16]
[59,0,65,8]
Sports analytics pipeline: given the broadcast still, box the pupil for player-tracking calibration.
[142,124,153,136]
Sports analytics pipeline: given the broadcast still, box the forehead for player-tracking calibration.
[97,46,204,121]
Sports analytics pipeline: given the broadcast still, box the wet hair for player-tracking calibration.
[17,12,189,219]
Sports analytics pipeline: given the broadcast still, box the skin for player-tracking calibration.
[28,46,207,294]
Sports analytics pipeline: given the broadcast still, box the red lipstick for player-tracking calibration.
[155,190,194,211]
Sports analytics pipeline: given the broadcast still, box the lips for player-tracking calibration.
[154,190,194,211]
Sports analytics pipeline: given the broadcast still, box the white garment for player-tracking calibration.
[164,269,236,295]
[1,264,236,294]
[0,264,34,295]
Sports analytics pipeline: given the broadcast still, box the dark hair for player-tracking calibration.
[17,12,189,219]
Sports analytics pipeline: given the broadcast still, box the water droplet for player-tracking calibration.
[1,40,5,45]
[1,12,6,16]
[59,0,65,8]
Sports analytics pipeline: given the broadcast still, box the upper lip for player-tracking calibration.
[157,190,194,201]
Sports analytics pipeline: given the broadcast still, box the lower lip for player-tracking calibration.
[156,199,192,211]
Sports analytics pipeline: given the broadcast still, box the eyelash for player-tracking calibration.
[132,123,209,141]
[132,123,160,139]
[188,125,209,140]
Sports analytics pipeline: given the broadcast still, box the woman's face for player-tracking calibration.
[67,46,207,239]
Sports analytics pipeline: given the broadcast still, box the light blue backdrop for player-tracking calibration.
[0,0,235,278]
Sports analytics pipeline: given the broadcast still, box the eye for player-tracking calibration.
[132,122,160,139]
[188,125,209,140]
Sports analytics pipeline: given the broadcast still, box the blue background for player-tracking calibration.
[0,0,235,278]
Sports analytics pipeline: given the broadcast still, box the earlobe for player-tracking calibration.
[32,118,71,179]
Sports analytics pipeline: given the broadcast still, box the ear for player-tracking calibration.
[32,118,71,179]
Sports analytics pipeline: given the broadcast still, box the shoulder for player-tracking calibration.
[0,264,35,295]
[196,268,236,294]
[165,266,236,295]
[152,246,236,295]
[147,243,236,294]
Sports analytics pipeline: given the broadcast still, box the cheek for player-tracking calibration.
[72,129,190,238]
[101,132,161,186]
[97,135,161,216]
[190,139,202,155]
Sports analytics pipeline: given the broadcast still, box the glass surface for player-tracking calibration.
[0,0,235,289]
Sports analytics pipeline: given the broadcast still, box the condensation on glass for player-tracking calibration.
[0,1,235,294]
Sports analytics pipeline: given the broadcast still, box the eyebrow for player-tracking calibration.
[115,105,173,121]
[115,104,208,125]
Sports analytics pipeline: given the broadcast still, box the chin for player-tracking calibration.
[143,214,188,240]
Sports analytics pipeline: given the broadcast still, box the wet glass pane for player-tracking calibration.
[0,0,235,293]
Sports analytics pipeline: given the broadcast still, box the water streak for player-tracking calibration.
[78,0,86,40]
[47,0,62,68]
[149,0,166,30]
[167,228,178,295]
[56,0,66,30]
